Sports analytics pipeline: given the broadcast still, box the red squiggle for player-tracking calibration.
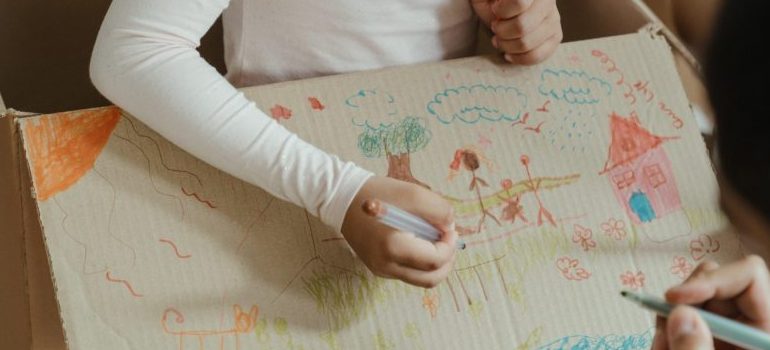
[159,238,192,259]
[659,102,684,129]
[180,187,216,208]
[105,271,143,297]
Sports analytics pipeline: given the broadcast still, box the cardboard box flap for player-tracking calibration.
[15,32,742,349]
[1,108,68,350]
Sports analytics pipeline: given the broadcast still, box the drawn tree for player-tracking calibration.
[357,116,431,188]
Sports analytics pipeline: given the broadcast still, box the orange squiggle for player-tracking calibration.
[659,102,684,129]
[105,271,143,297]
[159,238,192,259]
[180,187,217,208]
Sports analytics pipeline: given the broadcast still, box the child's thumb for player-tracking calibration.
[667,306,714,350]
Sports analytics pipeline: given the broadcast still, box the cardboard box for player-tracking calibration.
[0,1,719,349]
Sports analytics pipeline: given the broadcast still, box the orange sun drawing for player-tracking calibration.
[23,107,121,200]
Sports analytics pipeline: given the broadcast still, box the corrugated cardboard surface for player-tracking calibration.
[16,33,743,349]
[0,3,668,347]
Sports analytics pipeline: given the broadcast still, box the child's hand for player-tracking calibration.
[341,176,458,288]
[472,0,563,65]
[652,256,770,350]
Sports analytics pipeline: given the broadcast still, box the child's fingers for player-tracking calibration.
[491,0,553,40]
[666,255,770,323]
[679,260,740,316]
[470,0,495,24]
[386,259,455,289]
[684,260,720,283]
[666,306,714,350]
[492,0,534,20]
[494,14,558,54]
[504,32,562,65]
[702,298,740,318]
[651,316,668,350]
[385,232,455,272]
[399,189,455,230]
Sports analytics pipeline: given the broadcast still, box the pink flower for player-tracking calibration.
[620,271,645,290]
[689,234,721,261]
[572,224,596,251]
[501,179,513,190]
[601,218,627,240]
[556,257,591,281]
[670,256,693,279]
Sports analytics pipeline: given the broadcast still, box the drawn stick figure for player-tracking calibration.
[520,155,556,226]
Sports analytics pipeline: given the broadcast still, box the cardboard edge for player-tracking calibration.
[627,0,702,74]
[15,117,69,350]
[238,32,671,98]
[0,109,33,350]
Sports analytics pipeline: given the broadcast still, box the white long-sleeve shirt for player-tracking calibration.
[90,0,478,232]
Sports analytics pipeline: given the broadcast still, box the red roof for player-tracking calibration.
[600,113,673,174]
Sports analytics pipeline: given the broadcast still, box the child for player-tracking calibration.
[652,1,770,349]
[89,0,563,288]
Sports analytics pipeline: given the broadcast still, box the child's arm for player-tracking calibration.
[471,0,563,65]
[91,0,457,287]
[91,0,369,233]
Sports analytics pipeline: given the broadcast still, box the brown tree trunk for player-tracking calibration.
[386,152,430,189]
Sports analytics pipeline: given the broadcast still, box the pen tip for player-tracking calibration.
[459,241,466,250]
[620,291,628,297]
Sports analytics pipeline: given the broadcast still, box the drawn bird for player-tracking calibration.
[511,112,530,127]
[524,121,545,134]
[308,97,325,111]
[536,100,550,113]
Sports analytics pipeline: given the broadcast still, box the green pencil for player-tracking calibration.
[621,290,770,350]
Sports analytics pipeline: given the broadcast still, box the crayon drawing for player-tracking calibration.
[162,305,259,350]
[427,84,527,124]
[18,33,745,349]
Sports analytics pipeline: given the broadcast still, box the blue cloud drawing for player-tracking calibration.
[538,69,612,105]
[426,84,527,125]
[345,89,401,129]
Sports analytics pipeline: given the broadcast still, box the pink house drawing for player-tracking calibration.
[600,113,682,224]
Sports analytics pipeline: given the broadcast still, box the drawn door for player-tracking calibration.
[629,190,656,223]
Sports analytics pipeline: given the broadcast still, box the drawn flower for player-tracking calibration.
[689,234,720,261]
[572,224,596,251]
[670,256,693,280]
[620,271,645,290]
[556,257,591,281]
[601,218,627,240]
[501,178,513,190]
[422,290,439,319]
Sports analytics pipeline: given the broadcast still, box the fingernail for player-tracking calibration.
[492,36,499,48]
[504,53,514,63]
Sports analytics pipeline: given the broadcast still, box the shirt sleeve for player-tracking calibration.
[90,0,373,232]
